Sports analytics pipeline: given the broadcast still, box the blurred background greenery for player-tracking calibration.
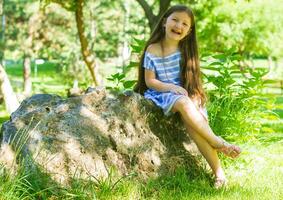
[1,0,282,95]
[1,0,282,138]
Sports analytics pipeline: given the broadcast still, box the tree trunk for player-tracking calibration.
[0,63,19,114]
[75,0,99,86]
[136,0,171,32]
[0,0,18,114]
[23,56,32,96]
[158,0,171,20]
[0,0,3,15]
[121,0,130,72]
[0,0,5,63]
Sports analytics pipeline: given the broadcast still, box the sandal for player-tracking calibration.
[214,177,227,189]
[216,136,241,158]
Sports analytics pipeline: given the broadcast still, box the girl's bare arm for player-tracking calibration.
[145,69,188,96]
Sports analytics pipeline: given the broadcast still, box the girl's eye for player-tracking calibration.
[183,23,188,26]
[172,18,177,21]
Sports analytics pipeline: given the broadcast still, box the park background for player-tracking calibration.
[0,0,282,199]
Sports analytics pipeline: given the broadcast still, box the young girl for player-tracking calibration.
[134,5,241,188]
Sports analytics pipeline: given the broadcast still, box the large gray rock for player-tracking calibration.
[0,87,203,185]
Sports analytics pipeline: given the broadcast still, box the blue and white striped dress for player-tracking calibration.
[143,50,184,116]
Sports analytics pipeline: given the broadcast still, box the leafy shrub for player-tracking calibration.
[106,37,144,93]
[106,72,136,93]
[202,49,276,141]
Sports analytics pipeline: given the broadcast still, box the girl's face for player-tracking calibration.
[164,11,192,42]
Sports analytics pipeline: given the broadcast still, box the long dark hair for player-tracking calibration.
[134,5,206,105]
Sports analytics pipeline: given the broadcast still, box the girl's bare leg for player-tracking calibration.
[172,96,223,147]
[172,96,241,157]
[184,123,225,180]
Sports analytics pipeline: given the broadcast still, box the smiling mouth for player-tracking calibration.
[171,29,182,35]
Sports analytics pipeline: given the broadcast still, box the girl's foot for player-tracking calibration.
[216,137,241,158]
[214,177,227,189]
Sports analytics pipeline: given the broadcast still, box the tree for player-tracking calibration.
[41,0,99,86]
[189,0,283,58]
[5,1,53,95]
[75,0,99,86]
[0,64,19,114]
[23,56,32,95]
[0,0,19,114]
[135,0,171,32]
[0,0,5,62]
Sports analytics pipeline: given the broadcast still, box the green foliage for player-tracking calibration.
[5,61,68,95]
[105,37,144,93]
[192,0,283,58]
[40,0,77,11]
[106,72,136,93]
[130,37,146,54]
[59,50,93,88]
[202,49,277,141]
[86,0,147,61]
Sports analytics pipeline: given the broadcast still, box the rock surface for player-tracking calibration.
[0,87,203,185]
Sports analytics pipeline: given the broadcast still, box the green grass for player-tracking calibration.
[101,141,283,200]
[1,141,282,199]
[5,61,68,96]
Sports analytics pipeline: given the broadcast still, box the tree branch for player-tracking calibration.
[158,0,171,18]
[75,0,98,86]
[135,0,156,30]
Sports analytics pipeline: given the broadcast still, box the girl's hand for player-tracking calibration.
[169,85,188,96]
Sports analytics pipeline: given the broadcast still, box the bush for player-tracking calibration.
[202,49,276,142]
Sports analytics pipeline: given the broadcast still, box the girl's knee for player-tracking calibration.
[173,96,193,112]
